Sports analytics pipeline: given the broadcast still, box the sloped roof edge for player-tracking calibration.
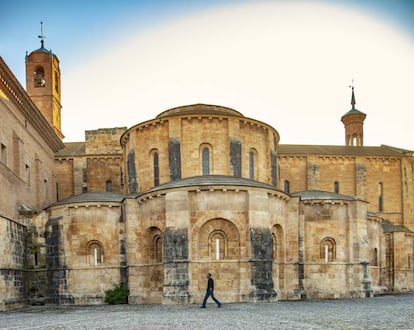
[291,190,358,201]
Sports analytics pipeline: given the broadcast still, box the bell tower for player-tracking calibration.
[25,22,63,139]
[341,85,366,146]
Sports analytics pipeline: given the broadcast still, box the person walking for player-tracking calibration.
[200,272,221,308]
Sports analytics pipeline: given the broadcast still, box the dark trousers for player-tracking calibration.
[202,290,221,307]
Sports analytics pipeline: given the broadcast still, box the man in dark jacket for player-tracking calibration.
[200,273,221,308]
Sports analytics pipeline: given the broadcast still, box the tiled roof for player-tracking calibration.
[382,220,413,233]
[277,144,413,157]
[55,142,85,156]
[156,104,244,119]
[342,108,366,117]
[291,190,357,201]
[146,175,278,193]
[49,191,125,207]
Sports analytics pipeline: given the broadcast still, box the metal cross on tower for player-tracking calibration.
[38,21,46,47]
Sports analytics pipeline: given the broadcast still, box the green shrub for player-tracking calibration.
[104,284,129,304]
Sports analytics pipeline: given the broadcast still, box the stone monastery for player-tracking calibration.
[1,37,414,311]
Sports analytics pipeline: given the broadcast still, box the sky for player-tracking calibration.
[2,0,414,149]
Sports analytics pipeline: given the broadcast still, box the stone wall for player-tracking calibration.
[163,228,191,303]
[301,199,373,299]
[86,157,122,192]
[278,154,406,230]
[120,109,279,194]
[127,184,296,304]
[85,128,126,155]
[0,87,59,218]
[45,201,124,305]
[249,228,276,301]
[0,217,26,311]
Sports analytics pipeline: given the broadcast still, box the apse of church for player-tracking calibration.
[1,33,414,310]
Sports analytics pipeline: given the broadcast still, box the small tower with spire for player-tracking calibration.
[25,22,63,139]
[341,84,366,146]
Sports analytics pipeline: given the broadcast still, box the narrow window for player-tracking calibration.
[249,151,255,179]
[210,231,225,260]
[334,181,339,194]
[372,248,378,266]
[54,71,59,93]
[92,246,99,266]
[154,235,163,262]
[88,242,103,266]
[284,180,290,193]
[378,182,384,212]
[272,233,277,260]
[25,164,30,186]
[202,147,210,175]
[320,237,336,262]
[153,152,159,186]
[106,180,112,192]
[44,179,48,200]
[1,143,6,164]
[33,248,39,266]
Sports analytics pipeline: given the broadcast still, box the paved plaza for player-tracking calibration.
[1,293,414,329]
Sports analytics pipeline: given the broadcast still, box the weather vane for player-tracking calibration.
[38,21,46,47]
[349,79,354,90]
[349,79,356,109]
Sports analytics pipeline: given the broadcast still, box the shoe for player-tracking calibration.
[200,306,206,308]
[218,303,221,308]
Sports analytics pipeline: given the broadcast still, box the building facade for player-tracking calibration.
[0,53,63,310]
[1,41,414,310]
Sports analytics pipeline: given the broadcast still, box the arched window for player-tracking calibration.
[272,225,284,261]
[34,66,46,87]
[153,151,159,186]
[202,147,210,175]
[153,235,163,262]
[334,181,339,194]
[272,233,277,260]
[209,230,226,260]
[198,219,240,261]
[146,227,163,263]
[106,180,112,192]
[249,149,257,180]
[320,237,336,262]
[378,182,384,212]
[87,241,104,266]
[284,180,290,193]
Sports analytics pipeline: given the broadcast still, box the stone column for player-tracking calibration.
[307,159,320,190]
[163,191,191,303]
[163,227,191,303]
[249,228,276,301]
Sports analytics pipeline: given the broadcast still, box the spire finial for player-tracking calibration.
[38,21,46,48]
[349,79,356,109]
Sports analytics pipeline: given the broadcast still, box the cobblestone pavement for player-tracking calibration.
[1,293,414,329]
